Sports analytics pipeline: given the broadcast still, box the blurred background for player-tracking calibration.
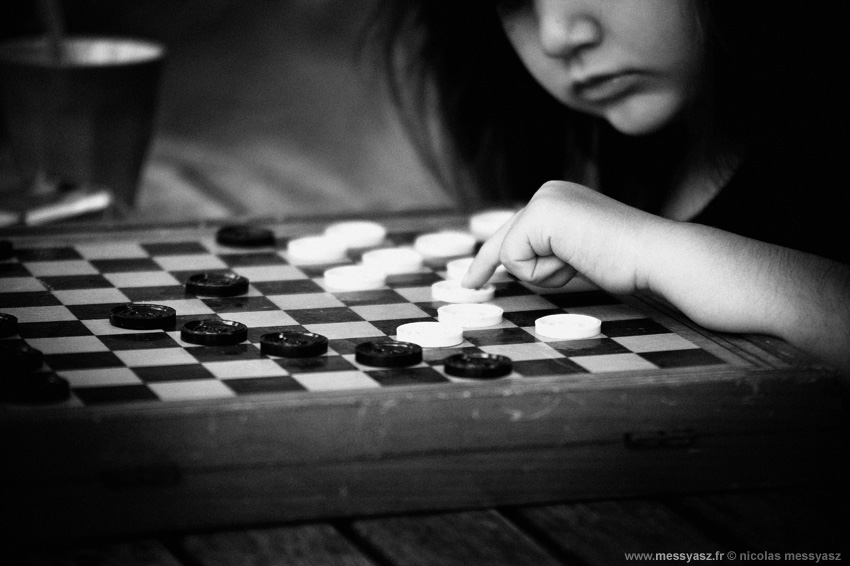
[0,0,451,223]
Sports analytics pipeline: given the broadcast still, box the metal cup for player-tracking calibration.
[0,36,165,212]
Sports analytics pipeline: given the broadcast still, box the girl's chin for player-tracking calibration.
[602,92,685,136]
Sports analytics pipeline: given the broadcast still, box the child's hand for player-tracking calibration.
[463,181,666,294]
[462,180,850,377]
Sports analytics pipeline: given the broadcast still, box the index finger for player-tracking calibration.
[461,211,519,289]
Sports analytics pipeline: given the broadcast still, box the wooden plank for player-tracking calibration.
[10,540,182,566]
[669,486,850,554]
[348,510,564,566]
[177,524,375,566]
[505,500,721,566]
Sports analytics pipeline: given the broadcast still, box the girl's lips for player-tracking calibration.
[573,72,641,103]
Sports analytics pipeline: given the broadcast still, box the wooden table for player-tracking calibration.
[9,484,849,564]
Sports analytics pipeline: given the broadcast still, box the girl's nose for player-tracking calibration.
[537,3,602,58]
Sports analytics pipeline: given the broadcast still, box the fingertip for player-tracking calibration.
[460,253,497,289]
[460,268,482,289]
[461,212,517,289]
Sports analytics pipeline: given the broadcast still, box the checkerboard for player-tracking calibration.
[1,213,843,541]
[0,218,752,407]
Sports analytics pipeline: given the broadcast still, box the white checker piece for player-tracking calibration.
[322,265,386,292]
[104,271,181,288]
[414,231,476,259]
[445,257,511,283]
[148,380,236,401]
[535,314,602,340]
[324,220,387,249]
[361,247,423,274]
[432,280,495,303]
[469,209,515,241]
[286,235,348,265]
[396,321,464,348]
[268,293,344,310]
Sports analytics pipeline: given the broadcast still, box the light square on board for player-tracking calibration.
[571,353,658,373]
[291,370,382,392]
[219,310,298,328]
[267,292,345,310]
[75,242,149,260]
[303,321,386,340]
[53,288,130,306]
[392,286,434,303]
[351,302,429,321]
[153,254,228,272]
[115,347,199,367]
[232,264,307,282]
[60,367,143,388]
[26,335,109,354]
[23,260,98,277]
[105,271,181,288]
[3,305,77,324]
[479,342,565,362]
[612,333,698,353]
[148,379,236,401]
[203,359,289,379]
[0,277,45,292]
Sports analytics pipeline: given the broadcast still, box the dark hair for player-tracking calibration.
[366,1,848,211]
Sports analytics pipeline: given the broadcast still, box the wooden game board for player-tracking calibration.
[1,211,846,540]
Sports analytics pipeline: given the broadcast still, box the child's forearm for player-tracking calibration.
[641,220,850,375]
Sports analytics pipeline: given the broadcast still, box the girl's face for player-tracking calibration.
[498,0,703,135]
